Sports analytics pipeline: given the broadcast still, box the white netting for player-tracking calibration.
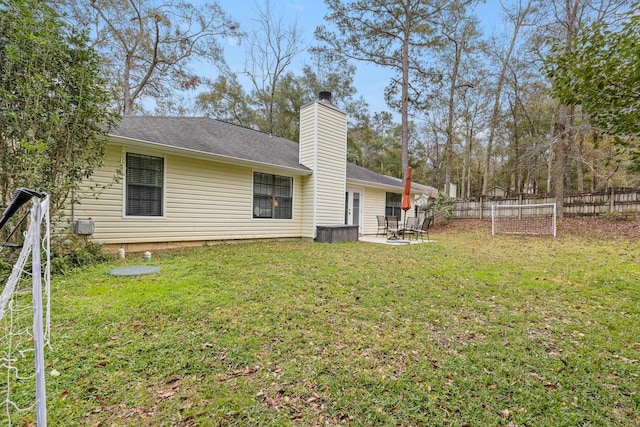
[0,195,51,426]
[491,203,556,237]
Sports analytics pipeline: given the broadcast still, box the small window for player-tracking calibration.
[253,172,292,219]
[126,153,164,216]
[385,192,402,221]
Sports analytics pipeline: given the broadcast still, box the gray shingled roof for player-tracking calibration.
[111,116,406,191]
[111,116,306,171]
[347,163,403,188]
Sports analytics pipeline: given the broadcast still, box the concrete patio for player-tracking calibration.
[358,235,436,245]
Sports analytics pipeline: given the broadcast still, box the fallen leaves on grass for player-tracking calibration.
[612,354,638,364]
[258,381,328,423]
[219,364,262,382]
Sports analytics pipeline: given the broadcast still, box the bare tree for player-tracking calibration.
[316,0,460,184]
[432,2,482,196]
[197,9,360,141]
[54,0,242,115]
[458,74,490,198]
[481,0,538,195]
[244,0,306,136]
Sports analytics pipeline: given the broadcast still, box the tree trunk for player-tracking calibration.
[577,127,585,192]
[466,128,472,198]
[565,104,576,190]
[547,116,555,193]
[401,10,411,184]
[510,97,522,193]
[482,0,533,194]
[553,0,583,217]
[554,104,567,218]
[444,40,462,196]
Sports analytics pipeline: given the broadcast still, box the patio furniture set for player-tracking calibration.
[376,215,432,242]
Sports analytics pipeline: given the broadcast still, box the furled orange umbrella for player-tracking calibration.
[401,167,412,212]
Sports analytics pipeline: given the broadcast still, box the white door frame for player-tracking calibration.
[345,187,363,233]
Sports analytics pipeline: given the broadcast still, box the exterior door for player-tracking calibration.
[344,189,361,232]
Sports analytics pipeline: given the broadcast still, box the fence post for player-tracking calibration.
[610,187,615,214]
[479,195,483,220]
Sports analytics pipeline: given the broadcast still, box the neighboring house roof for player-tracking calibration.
[411,183,439,198]
[110,116,425,193]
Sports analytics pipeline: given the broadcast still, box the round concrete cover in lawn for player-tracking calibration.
[109,265,160,276]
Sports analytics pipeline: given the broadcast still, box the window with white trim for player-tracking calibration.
[126,153,164,216]
[385,192,402,221]
[253,172,292,219]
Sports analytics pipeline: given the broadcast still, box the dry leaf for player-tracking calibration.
[46,358,60,368]
[156,389,176,400]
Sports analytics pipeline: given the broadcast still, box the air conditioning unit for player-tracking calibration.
[75,218,95,235]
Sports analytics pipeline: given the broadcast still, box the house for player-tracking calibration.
[486,186,507,197]
[70,96,424,249]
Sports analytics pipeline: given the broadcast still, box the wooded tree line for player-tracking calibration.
[44,0,640,205]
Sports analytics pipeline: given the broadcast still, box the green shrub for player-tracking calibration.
[50,233,113,274]
[0,249,17,279]
[432,192,455,219]
[0,231,112,279]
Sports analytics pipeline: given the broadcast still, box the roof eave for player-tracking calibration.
[110,135,313,176]
[346,178,404,192]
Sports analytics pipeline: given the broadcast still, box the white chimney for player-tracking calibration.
[299,96,347,237]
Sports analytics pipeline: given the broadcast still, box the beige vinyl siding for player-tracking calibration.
[352,185,419,235]
[71,143,304,244]
[299,101,348,236]
[299,104,317,238]
[361,187,386,235]
[299,104,316,168]
[298,175,315,238]
[66,144,124,226]
[311,103,347,226]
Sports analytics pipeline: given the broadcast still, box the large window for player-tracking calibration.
[385,192,402,221]
[253,172,292,219]
[126,153,164,216]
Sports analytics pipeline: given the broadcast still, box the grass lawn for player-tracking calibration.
[8,224,640,425]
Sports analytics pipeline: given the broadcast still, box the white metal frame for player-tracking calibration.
[491,202,556,237]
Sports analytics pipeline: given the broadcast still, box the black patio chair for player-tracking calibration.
[415,216,433,242]
[386,216,400,239]
[376,215,387,236]
[400,216,419,240]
